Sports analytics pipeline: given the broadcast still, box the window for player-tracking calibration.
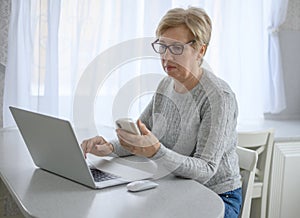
[4,0,288,129]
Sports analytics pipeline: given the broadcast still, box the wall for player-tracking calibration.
[265,0,300,120]
[0,1,24,218]
[0,0,9,65]
[0,0,10,128]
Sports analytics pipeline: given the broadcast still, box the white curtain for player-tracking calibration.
[263,0,289,113]
[3,0,288,130]
[4,0,61,123]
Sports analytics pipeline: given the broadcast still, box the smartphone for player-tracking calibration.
[115,118,141,135]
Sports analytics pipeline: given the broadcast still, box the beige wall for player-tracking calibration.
[0,0,10,66]
[0,0,10,128]
[282,0,300,31]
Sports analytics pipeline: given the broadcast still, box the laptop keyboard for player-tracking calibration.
[90,168,120,182]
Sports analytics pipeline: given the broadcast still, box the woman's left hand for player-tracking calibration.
[116,120,160,158]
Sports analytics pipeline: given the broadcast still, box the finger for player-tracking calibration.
[93,142,113,156]
[120,143,134,154]
[116,129,139,144]
[143,136,157,147]
[118,137,131,149]
[81,140,89,158]
[86,136,106,153]
[118,138,135,153]
[137,119,150,135]
[81,139,89,151]
[86,138,95,153]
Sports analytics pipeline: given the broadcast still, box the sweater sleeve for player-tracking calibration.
[109,139,131,157]
[150,91,238,185]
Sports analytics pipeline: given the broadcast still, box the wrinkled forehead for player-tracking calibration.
[157,36,186,44]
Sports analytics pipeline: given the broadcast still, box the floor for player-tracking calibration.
[0,179,24,218]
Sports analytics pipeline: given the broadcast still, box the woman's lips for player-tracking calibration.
[164,65,176,72]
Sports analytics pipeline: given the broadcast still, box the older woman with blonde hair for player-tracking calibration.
[81,7,242,218]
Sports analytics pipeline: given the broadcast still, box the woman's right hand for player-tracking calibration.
[80,136,114,158]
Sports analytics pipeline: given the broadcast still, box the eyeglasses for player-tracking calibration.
[151,39,196,55]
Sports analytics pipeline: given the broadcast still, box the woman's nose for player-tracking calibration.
[162,48,173,60]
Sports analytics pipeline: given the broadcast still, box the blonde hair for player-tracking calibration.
[156,7,212,49]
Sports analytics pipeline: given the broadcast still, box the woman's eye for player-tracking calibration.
[158,45,166,53]
[171,45,183,53]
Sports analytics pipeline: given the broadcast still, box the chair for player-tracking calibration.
[237,146,258,218]
[238,129,274,218]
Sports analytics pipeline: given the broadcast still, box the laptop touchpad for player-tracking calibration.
[87,155,157,181]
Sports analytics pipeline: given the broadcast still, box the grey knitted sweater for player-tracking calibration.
[112,69,241,194]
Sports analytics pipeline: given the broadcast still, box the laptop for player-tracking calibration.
[9,106,156,189]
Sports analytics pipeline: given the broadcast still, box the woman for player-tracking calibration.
[81,7,242,218]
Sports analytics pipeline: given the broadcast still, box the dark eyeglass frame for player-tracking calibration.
[151,39,196,55]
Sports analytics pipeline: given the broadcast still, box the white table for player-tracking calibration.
[0,128,224,218]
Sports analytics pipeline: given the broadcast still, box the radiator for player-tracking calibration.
[268,141,300,218]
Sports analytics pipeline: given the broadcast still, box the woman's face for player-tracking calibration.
[159,25,204,83]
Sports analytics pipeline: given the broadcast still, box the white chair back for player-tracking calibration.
[237,146,258,218]
[238,129,274,218]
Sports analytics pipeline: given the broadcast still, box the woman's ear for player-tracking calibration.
[197,44,206,61]
[199,44,207,56]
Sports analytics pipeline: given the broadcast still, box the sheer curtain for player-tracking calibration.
[3,0,288,130]
[4,0,61,124]
[263,0,289,113]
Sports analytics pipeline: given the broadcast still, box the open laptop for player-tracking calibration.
[9,106,156,189]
